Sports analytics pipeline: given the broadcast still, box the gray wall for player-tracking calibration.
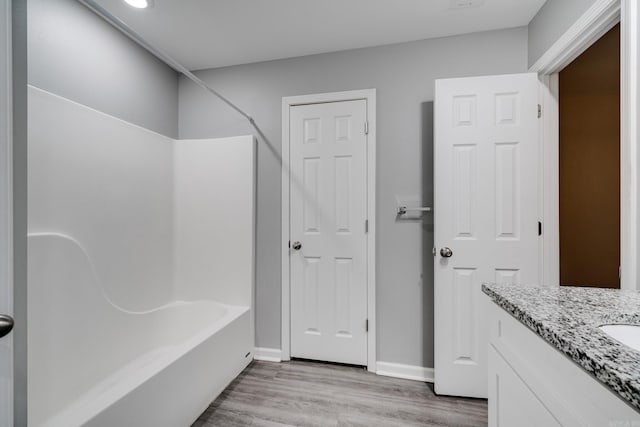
[528,0,598,67]
[179,27,529,368]
[28,0,179,138]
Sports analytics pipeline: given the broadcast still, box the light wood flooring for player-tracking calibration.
[192,360,488,427]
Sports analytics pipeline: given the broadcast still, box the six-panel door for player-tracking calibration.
[434,73,540,397]
[289,100,368,365]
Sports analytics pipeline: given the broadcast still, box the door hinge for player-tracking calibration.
[538,221,542,236]
[365,319,369,332]
[619,266,622,279]
[537,104,542,118]
[364,121,369,135]
[365,219,369,233]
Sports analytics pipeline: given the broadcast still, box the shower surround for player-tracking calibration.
[27,86,255,427]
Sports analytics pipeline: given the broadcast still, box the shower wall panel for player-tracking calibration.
[29,86,175,312]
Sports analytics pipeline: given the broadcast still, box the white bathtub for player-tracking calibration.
[28,233,253,427]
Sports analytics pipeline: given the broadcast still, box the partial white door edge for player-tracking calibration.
[281,89,377,371]
[530,0,640,289]
[0,1,13,426]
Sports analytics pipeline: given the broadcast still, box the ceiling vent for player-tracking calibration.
[449,0,485,9]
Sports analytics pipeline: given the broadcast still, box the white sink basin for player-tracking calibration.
[599,324,640,352]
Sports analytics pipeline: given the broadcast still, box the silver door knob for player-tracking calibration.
[440,247,453,258]
[292,241,302,251]
[0,314,14,338]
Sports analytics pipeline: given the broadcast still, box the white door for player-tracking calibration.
[0,1,13,425]
[289,100,368,365]
[434,73,540,398]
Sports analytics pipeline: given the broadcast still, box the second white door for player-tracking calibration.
[434,73,540,398]
[289,99,368,365]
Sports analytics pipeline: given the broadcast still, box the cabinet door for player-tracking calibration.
[488,346,561,427]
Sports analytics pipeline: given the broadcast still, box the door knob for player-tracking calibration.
[0,314,14,338]
[292,241,302,251]
[440,247,453,258]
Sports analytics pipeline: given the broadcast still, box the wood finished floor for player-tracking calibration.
[192,360,488,427]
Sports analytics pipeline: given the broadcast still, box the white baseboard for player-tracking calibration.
[376,361,435,383]
[253,347,283,362]
[252,352,433,383]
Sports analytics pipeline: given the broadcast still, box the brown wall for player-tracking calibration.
[559,24,620,288]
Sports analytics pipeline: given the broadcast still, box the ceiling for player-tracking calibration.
[92,0,547,71]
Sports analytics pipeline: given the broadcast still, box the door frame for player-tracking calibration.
[281,89,377,371]
[530,0,639,290]
[0,1,13,425]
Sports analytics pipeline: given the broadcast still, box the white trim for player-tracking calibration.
[376,362,434,383]
[529,0,620,74]
[539,73,560,287]
[281,95,291,362]
[281,89,377,372]
[621,0,638,290]
[253,347,283,363]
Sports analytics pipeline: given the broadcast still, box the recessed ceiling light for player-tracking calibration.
[124,0,148,9]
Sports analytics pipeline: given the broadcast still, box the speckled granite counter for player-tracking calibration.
[482,283,640,412]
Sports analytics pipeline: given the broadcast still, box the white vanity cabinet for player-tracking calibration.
[485,296,640,427]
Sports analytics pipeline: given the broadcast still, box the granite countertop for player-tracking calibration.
[482,283,640,412]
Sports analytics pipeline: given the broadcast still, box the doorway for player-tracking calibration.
[281,90,377,371]
[559,24,620,288]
